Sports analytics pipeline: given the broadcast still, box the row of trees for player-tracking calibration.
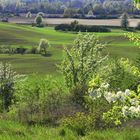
[0,0,139,16]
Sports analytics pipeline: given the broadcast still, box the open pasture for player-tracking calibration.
[0,22,139,74]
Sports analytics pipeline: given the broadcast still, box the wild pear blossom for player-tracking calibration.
[89,83,140,125]
[129,106,138,115]
[137,105,140,112]
[104,92,116,103]
[125,89,130,96]
[122,106,129,116]
[100,83,109,89]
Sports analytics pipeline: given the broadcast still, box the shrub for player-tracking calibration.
[38,39,50,56]
[9,75,67,124]
[59,33,107,105]
[136,22,140,30]
[104,59,140,91]
[0,45,15,54]
[15,47,27,55]
[89,80,140,126]
[35,15,44,27]
[121,12,129,30]
[0,63,22,111]
[30,46,38,54]
[55,24,110,32]
[61,112,93,136]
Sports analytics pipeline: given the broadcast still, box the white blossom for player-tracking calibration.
[137,105,140,112]
[122,106,129,116]
[101,83,109,89]
[125,89,130,96]
[104,92,116,103]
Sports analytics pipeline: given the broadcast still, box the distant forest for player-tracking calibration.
[0,0,139,17]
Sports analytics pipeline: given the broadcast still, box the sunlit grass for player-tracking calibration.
[0,22,139,75]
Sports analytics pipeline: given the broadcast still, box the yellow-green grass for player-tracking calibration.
[0,22,139,75]
[0,120,139,140]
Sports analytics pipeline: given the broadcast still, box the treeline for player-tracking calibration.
[0,0,139,17]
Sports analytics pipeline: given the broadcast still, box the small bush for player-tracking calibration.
[15,47,27,55]
[61,112,94,136]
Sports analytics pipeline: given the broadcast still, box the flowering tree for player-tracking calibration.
[38,39,50,56]
[89,82,140,126]
[60,33,107,89]
[60,33,107,104]
[0,63,23,111]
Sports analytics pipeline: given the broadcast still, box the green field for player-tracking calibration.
[0,22,139,75]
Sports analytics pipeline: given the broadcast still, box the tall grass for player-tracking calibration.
[0,120,139,140]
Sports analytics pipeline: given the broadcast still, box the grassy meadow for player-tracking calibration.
[0,22,140,140]
[0,22,139,75]
[0,120,139,140]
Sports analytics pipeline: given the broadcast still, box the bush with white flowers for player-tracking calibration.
[89,83,140,125]
[0,62,24,111]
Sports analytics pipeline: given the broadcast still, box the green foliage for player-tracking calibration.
[103,106,124,126]
[60,33,107,104]
[9,75,65,123]
[134,0,140,9]
[121,12,129,30]
[85,95,111,129]
[89,81,140,126]
[35,15,43,27]
[55,24,111,32]
[38,39,50,56]
[61,112,93,136]
[0,119,139,140]
[104,59,140,91]
[0,62,22,111]
[60,33,107,89]
[125,32,140,48]
[63,8,77,18]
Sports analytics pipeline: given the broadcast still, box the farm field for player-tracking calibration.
[0,22,139,75]
[9,17,140,27]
